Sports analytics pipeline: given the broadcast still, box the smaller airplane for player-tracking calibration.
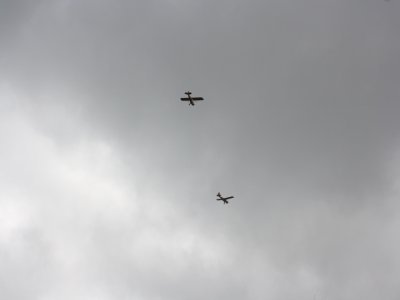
[216,192,234,204]
[180,91,204,106]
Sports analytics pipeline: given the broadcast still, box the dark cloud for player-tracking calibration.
[1,0,400,299]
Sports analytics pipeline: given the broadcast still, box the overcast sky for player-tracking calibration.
[1,0,400,299]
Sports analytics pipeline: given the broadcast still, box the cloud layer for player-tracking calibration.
[1,1,400,299]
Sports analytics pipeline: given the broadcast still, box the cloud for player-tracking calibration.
[1,0,400,299]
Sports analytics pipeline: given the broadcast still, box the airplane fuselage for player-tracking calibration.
[185,92,195,106]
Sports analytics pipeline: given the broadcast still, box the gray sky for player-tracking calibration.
[1,0,400,299]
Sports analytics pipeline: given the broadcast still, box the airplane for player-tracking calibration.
[180,91,204,106]
[216,192,234,204]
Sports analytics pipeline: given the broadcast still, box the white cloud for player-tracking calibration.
[0,85,236,299]
[1,1,400,299]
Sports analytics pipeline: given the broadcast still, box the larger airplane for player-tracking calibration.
[180,91,204,106]
[216,192,234,204]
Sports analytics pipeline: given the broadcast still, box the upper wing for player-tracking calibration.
[225,196,234,200]
[180,98,190,101]
[191,97,204,101]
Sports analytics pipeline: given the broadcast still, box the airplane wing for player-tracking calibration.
[191,97,204,101]
[180,98,190,101]
[225,196,234,200]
